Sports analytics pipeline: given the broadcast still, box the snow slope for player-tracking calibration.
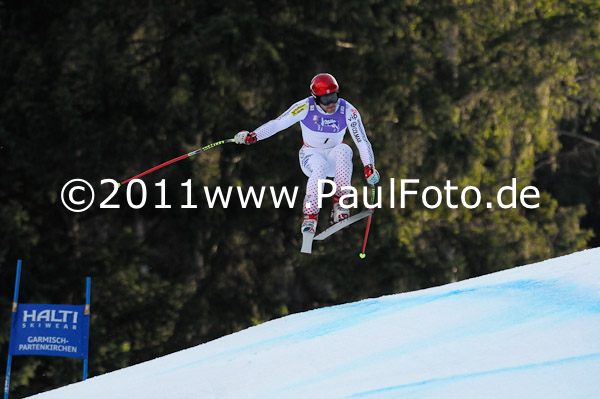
[28,248,600,399]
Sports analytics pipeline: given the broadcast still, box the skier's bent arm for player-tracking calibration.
[255,100,309,140]
[346,102,375,166]
[235,100,309,145]
[346,102,379,184]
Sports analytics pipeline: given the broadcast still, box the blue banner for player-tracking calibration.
[8,304,89,359]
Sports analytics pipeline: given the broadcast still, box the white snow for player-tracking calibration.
[27,248,600,399]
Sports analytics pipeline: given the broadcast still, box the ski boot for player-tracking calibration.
[301,214,318,234]
[300,214,318,254]
[330,196,350,225]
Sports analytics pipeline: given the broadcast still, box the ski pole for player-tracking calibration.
[359,184,376,259]
[118,138,235,187]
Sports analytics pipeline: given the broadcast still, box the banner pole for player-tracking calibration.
[4,260,22,399]
[83,277,91,381]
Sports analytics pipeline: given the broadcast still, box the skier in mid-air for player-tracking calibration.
[235,73,380,235]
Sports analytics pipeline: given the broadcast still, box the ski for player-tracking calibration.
[300,208,374,254]
[300,231,315,254]
[314,208,374,241]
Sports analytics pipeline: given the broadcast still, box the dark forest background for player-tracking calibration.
[1,0,599,396]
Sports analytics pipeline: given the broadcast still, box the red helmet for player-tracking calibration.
[310,73,339,96]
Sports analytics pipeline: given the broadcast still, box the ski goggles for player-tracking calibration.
[316,92,339,105]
